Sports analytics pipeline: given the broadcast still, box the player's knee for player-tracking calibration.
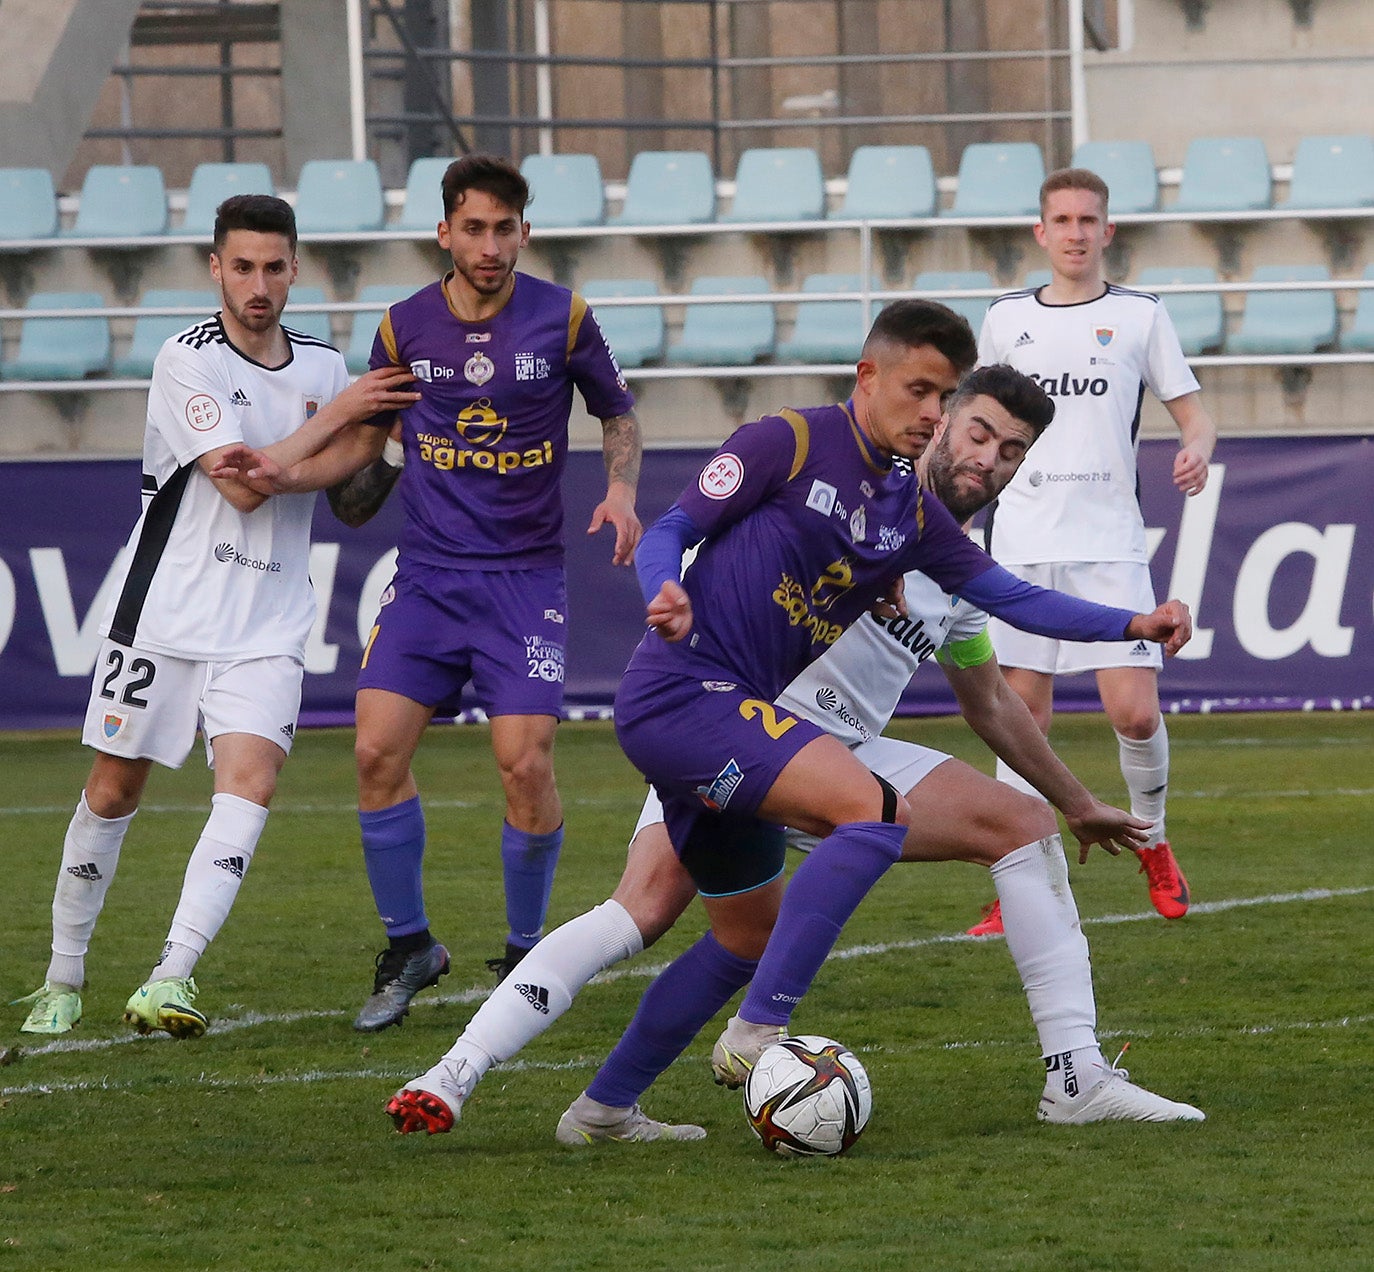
[496,748,556,798]
[84,758,146,818]
[1113,709,1162,741]
[985,792,1058,862]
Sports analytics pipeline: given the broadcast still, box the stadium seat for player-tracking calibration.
[1341,265,1374,352]
[835,146,937,220]
[913,270,997,332]
[344,284,413,374]
[666,275,774,366]
[614,151,716,225]
[293,159,385,234]
[1071,140,1159,214]
[1172,137,1272,213]
[396,156,454,232]
[724,148,825,223]
[1135,267,1225,355]
[0,167,58,241]
[178,163,275,237]
[111,289,218,377]
[520,153,605,228]
[1227,265,1337,354]
[581,278,664,369]
[776,273,868,364]
[282,285,334,345]
[0,291,110,380]
[1022,269,1053,290]
[1282,134,1374,209]
[67,165,168,238]
[945,143,1045,218]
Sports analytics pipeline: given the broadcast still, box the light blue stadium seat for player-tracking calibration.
[913,270,997,332]
[945,143,1045,218]
[1172,137,1272,213]
[1071,140,1159,214]
[666,275,774,366]
[0,292,110,380]
[776,273,867,364]
[112,289,218,377]
[581,278,664,369]
[179,163,275,237]
[0,168,58,241]
[1227,265,1337,354]
[344,284,413,374]
[724,148,825,223]
[1022,269,1053,290]
[396,156,454,232]
[1283,134,1374,210]
[520,153,605,228]
[1135,267,1224,355]
[68,165,168,238]
[282,285,334,345]
[294,160,385,234]
[836,146,937,220]
[614,151,716,225]
[1342,265,1374,353]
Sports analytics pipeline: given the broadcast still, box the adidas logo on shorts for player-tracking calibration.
[66,862,102,882]
[280,722,295,739]
[214,855,246,878]
[514,983,551,1014]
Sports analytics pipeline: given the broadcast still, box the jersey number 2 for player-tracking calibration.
[98,649,156,709]
[738,699,797,740]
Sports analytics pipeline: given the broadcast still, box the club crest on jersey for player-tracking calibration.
[464,352,495,386]
[806,479,837,516]
[185,393,221,432]
[102,712,126,740]
[702,680,738,692]
[1094,325,1116,347]
[303,397,319,419]
[695,759,744,812]
[699,453,744,500]
[849,505,867,544]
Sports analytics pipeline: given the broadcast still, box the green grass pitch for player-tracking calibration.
[2,712,1372,1271]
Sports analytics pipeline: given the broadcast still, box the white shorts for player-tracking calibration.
[988,560,1163,676]
[629,733,951,853]
[82,639,303,769]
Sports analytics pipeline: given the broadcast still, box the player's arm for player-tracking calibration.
[587,408,643,565]
[941,648,1149,861]
[326,420,404,527]
[1163,391,1217,497]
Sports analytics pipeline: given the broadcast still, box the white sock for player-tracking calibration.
[990,836,1100,1058]
[994,757,1048,801]
[443,899,645,1077]
[151,793,268,981]
[1116,720,1169,845]
[1043,1045,1110,1098]
[47,794,136,987]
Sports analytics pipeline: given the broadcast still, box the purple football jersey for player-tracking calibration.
[372,271,634,569]
[628,401,999,700]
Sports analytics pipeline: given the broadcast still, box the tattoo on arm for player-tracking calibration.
[326,457,403,528]
[602,411,642,489]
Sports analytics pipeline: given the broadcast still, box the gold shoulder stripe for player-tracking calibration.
[567,292,588,359]
[378,309,400,365]
[916,486,925,535]
[777,408,810,481]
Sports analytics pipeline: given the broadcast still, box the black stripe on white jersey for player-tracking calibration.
[177,317,225,350]
[108,462,195,647]
[283,326,340,353]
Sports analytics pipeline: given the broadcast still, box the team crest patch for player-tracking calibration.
[102,712,126,740]
[304,397,320,419]
[185,393,221,432]
[695,759,744,812]
[1094,325,1116,347]
[699,453,744,500]
[465,352,495,386]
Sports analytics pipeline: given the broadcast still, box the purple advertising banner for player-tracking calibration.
[0,436,1370,730]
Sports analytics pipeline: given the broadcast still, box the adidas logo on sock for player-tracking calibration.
[1014,330,1034,347]
[514,983,550,1014]
[66,861,102,881]
[214,855,245,878]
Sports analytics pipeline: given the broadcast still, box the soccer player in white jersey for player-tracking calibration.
[13,195,419,1038]
[384,364,1203,1141]
[970,167,1218,935]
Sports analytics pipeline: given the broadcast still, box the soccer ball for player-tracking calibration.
[743,1035,872,1157]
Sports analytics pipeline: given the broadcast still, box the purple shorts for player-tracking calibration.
[614,668,824,895]
[358,562,568,717]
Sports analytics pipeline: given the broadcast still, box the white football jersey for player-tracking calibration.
[978,284,1198,565]
[777,569,990,746]
[100,316,349,662]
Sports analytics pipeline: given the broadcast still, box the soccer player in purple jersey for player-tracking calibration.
[546,300,1191,1142]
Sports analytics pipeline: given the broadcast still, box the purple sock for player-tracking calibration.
[501,821,564,949]
[360,796,427,937]
[740,820,905,1027]
[585,932,757,1109]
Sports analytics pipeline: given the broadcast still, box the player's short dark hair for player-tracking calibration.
[861,299,978,375]
[1039,167,1110,218]
[441,154,531,219]
[213,194,297,253]
[946,363,1056,440]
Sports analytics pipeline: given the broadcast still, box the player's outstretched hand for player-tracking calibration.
[210,444,285,493]
[1125,598,1192,657]
[646,579,692,642]
[1173,444,1210,496]
[334,365,422,424]
[1063,797,1151,864]
[588,482,643,565]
